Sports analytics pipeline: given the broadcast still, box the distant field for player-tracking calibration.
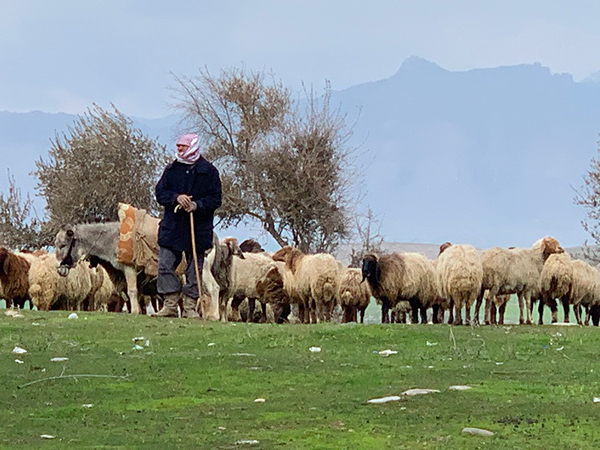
[2,310,600,449]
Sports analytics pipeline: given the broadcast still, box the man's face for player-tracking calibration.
[177,143,190,155]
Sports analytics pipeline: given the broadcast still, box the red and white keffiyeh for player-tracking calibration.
[176,133,200,164]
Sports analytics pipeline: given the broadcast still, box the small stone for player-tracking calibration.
[462,427,494,436]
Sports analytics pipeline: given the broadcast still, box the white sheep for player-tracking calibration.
[474,236,564,325]
[436,243,483,325]
[538,252,573,324]
[272,246,340,323]
[569,259,600,325]
[336,267,371,323]
[361,252,438,324]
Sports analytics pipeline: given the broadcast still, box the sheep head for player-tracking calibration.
[361,253,381,288]
[239,238,264,253]
[272,246,304,274]
[221,237,245,260]
[540,236,564,259]
[438,242,453,255]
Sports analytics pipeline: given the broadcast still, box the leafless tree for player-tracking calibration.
[0,173,46,249]
[34,104,169,233]
[171,67,358,253]
[574,135,600,264]
[349,208,385,268]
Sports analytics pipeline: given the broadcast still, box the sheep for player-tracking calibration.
[239,238,265,253]
[568,259,600,325]
[361,252,438,324]
[0,247,31,309]
[474,236,563,325]
[538,252,573,324]
[255,261,293,324]
[21,251,100,311]
[336,267,371,323]
[272,246,340,323]
[436,243,483,325]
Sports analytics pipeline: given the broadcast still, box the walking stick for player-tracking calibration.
[175,204,203,316]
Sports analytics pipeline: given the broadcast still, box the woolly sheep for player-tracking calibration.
[436,243,483,325]
[272,246,340,323]
[361,252,438,324]
[538,252,573,324]
[474,237,563,325]
[336,267,371,323]
[568,259,600,325]
[0,247,31,309]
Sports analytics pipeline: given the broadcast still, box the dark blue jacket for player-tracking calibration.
[155,156,222,252]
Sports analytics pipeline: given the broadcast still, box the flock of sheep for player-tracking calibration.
[2,234,600,327]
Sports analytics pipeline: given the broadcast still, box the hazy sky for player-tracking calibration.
[2,0,600,118]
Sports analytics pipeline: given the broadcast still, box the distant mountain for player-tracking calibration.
[1,57,600,249]
[330,56,600,248]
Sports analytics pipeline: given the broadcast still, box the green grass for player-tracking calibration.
[2,309,600,449]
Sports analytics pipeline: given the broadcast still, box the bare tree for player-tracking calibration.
[574,136,600,264]
[0,173,47,249]
[349,208,385,268]
[171,68,357,253]
[34,104,169,232]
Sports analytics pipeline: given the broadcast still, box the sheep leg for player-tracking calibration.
[381,298,390,324]
[498,302,507,325]
[490,303,497,325]
[464,303,472,325]
[432,304,441,324]
[473,289,484,325]
[309,298,318,324]
[452,302,462,326]
[591,305,600,326]
[419,306,428,324]
[231,296,244,322]
[359,307,365,324]
[574,303,583,325]
[523,291,533,325]
[408,298,420,324]
[485,288,499,325]
[447,300,454,324]
[560,297,570,323]
[260,302,267,323]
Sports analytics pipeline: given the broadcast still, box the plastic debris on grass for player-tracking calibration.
[235,439,260,446]
[15,359,24,364]
[5,309,23,318]
[309,347,321,353]
[426,341,438,346]
[402,388,440,396]
[594,397,600,403]
[40,435,56,439]
[81,404,94,408]
[449,385,472,391]
[377,349,397,357]
[367,396,402,404]
[208,343,216,347]
[232,353,256,357]
[68,313,78,319]
[462,427,494,436]
[12,346,27,354]
[254,398,266,403]
[50,357,69,362]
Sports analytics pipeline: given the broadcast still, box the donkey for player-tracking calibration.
[54,222,221,319]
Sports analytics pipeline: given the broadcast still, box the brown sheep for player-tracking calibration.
[0,247,31,309]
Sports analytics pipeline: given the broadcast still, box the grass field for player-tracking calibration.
[2,308,600,449]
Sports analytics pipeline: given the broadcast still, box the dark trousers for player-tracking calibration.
[157,246,204,299]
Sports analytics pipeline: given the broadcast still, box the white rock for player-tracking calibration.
[401,388,440,396]
[12,346,27,354]
[68,313,78,319]
[462,427,494,436]
[367,396,402,404]
[309,347,322,353]
[593,397,600,403]
[50,357,69,362]
[81,404,94,408]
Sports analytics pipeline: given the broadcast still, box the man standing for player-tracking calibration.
[152,133,222,318]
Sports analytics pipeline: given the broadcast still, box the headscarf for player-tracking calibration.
[175,133,200,164]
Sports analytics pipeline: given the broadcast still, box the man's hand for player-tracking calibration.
[176,194,196,213]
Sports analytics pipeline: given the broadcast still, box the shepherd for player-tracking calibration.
[152,133,222,318]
